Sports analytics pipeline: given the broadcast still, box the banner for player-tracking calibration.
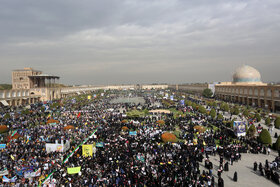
[16,169,23,176]
[96,142,104,147]
[45,141,70,153]
[67,166,81,174]
[0,169,9,176]
[233,121,246,137]
[129,131,137,136]
[82,144,93,157]
[41,128,98,186]
[180,100,185,105]
[24,168,41,178]
[0,144,6,149]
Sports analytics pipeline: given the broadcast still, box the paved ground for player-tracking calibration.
[220,111,280,143]
[110,97,145,104]
[200,152,279,187]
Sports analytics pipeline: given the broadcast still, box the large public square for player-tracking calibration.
[0,90,279,186]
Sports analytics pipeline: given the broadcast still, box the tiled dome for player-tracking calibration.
[233,65,261,83]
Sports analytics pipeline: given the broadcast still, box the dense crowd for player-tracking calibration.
[0,91,279,186]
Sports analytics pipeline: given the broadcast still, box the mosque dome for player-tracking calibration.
[233,65,262,83]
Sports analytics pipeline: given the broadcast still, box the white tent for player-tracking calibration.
[0,100,9,106]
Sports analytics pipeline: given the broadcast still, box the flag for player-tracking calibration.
[11,130,17,137]
[82,144,93,157]
[67,167,81,174]
[3,176,10,183]
[77,112,81,118]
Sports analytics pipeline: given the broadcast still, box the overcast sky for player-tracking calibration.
[0,0,279,85]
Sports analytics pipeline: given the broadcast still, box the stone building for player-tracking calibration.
[170,65,280,112]
[12,67,42,89]
[215,65,280,112]
[12,67,59,89]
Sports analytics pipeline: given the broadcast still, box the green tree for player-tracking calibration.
[274,136,280,150]
[186,100,192,106]
[247,124,256,138]
[258,129,272,145]
[198,105,206,114]
[222,103,230,112]
[230,120,234,128]
[254,113,261,122]
[202,88,213,98]
[274,117,280,129]
[212,102,217,108]
[143,109,149,116]
[210,108,216,119]
[4,113,10,119]
[243,109,249,117]
[231,107,239,115]
[191,102,197,110]
[217,113,224,120]
[265,117,271,126]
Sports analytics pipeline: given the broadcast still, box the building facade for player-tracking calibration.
[12,67,59,89]
[171,65,280,112]
[12,68,42,89]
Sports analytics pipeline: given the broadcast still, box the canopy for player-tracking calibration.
[0,100,9,106]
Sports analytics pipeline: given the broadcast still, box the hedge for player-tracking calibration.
[47,119,59,124]
[122,126,129,131]
[258,129,272,145]
[274,136,280,150]
[255,113,261,122]
[194,126,206,133]
[63,125,75,130]
[274,117,280,129]
[217,113,224,120]
[265,117,271,126]
[247,125,256,138]
[156,120,165,125]
[0,125,9,133]
[161,132,178,143]
[210,109,216,119]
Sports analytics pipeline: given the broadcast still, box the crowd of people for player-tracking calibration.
[0,90,279,186]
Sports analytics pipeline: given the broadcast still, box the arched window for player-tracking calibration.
[254,89,258,96]
[249,88,253,95]
[260,89,264,96]
[267,89,271,97]
[275,90,280,98]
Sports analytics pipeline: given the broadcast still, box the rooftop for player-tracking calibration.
[29,74,60,79]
